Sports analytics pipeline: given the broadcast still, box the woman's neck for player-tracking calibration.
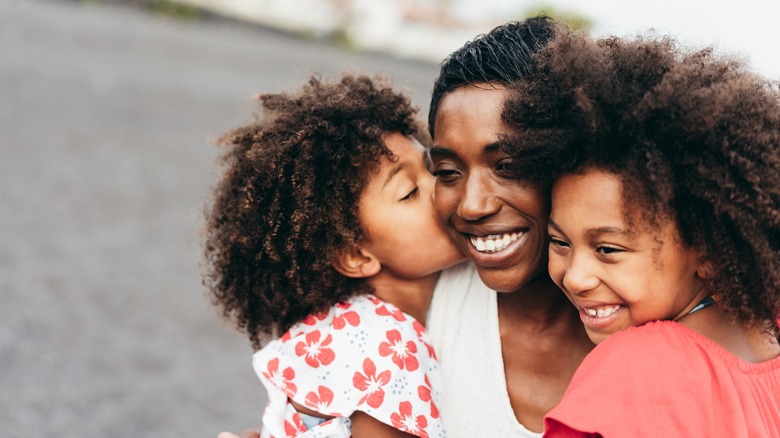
[498,274,575,326]
[367,271,439,326]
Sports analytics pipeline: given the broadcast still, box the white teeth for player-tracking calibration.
[583,305,621,318]
[470,233,521,253]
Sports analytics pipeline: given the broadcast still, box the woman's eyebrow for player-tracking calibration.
[429,146,454,159]
[430,142,503,158]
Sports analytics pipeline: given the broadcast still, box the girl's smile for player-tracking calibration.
[548,169,709,344]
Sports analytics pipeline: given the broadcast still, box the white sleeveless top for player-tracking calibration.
[427,262,543,438]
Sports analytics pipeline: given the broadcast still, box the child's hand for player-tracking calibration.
[217,429,259,438]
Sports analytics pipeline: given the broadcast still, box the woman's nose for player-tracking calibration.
[456,173,500,221]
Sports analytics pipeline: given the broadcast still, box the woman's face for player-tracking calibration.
[430,85,549,292]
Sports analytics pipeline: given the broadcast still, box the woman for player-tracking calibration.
[424,18,593,437]
[221,18,592,438]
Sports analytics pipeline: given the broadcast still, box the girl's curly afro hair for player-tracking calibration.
[204,74,418,349]
[504,28,780,335]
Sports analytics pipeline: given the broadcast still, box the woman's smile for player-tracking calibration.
[431,85,550,292]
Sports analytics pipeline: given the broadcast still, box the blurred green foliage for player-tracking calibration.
[521,4,593,32]
[80,0,201,22]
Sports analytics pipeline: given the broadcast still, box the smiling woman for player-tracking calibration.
[424,18,594,438]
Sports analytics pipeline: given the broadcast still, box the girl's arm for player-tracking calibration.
[350,410,418,438]
[291,400,416,437]
[216,431,259,438]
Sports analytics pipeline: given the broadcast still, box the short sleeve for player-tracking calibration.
[543,322,717,437]
[254,295,445,438]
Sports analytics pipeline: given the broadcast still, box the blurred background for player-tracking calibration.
[2,0,776,437]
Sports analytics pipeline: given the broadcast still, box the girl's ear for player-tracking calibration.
[332,246,381,279]
[696,256,715,280]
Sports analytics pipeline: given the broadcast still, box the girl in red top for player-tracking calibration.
[504,28,780,437]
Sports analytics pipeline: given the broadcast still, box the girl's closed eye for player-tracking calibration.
[400,187,418,201]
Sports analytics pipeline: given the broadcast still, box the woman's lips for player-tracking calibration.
[461,230,529,268]
[469,232,522,253]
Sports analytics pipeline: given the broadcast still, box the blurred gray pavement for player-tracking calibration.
[0,1,439,436]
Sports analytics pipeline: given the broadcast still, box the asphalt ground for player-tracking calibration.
[0,1,441,436]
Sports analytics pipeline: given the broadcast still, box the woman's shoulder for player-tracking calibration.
[429,262,494,315]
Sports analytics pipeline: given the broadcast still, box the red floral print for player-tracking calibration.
[417,375,439,419]
[262,358,297,398]
[379,329,419,371]
[294,330,335,368]
[302,311,329,326]
[412,320,436,359]
[255,294,444,437]
[353,358,392,409]
[283,413,307,437]
[371,297,406,322]
[332,310,360,330]
[390,401,429,438]
[304,385,335,413]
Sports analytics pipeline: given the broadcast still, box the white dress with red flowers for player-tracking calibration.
[253,294,445,438]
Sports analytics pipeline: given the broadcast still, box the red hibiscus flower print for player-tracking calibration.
[390,401,429,438]
[304,385,334,413]
[302,311,329,326]
[379,329,419,371]
[284,413,307,437]
[332,310,360,330]
[262,358,297,398]
[418,375,439,419]
[294,330,335,368]
[353,358,392,409]
[372,297,406,322]
[412,320,436,359]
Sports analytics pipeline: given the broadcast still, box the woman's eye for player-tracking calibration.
[495,158,515,177]
[401,188,418,201]
[432,166,460,183]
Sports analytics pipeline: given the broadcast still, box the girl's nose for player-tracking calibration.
[561,252,600,295]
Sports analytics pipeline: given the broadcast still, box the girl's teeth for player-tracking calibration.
[470,233,520,253]
[583,305,621,318]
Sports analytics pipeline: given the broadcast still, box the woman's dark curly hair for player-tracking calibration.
[204,74,418,349]
[504,28,780,334]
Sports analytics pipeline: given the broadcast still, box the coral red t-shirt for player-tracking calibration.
[544,320,780,438]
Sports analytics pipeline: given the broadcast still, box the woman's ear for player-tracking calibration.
[332,246,381,279]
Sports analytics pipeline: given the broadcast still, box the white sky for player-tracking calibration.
[453,0,780,79]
